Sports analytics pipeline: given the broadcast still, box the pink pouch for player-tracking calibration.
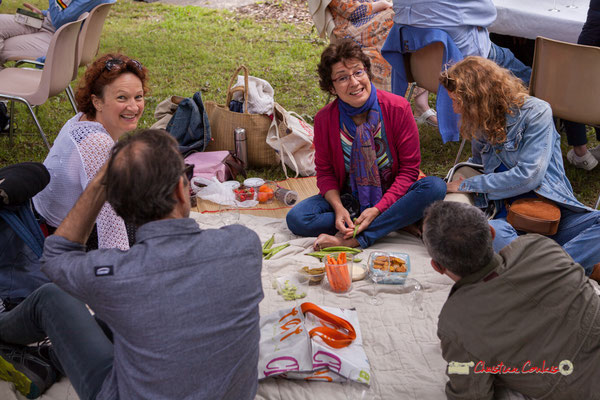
[184,151,246,182]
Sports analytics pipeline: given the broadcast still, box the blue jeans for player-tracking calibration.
[487,42,532,86]
[286,176,446,248]
[490,208,600,274]
[0,283,113,400]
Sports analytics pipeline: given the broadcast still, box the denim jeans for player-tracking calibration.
[487,42,532,86]
[286,176,446,248]
[489,208,600,275]
[0,283,113,400]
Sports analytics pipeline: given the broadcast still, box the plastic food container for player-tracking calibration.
[222,180,241,191]
[368,251,411,284]
[324,252,352,293]
[243,178,265,201]
[257,181,276,204]
[234,186,255,202]
[298,265,326,285]
[273,273,309,301]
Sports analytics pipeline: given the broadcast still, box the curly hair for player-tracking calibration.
[75,53,149,119]
[439,56,528,145]
[317,38,373,94]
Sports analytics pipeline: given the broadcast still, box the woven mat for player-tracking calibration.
[194,176,318,218]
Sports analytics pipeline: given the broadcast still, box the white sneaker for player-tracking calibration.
[589,144,600,162]
[567,149,598,170]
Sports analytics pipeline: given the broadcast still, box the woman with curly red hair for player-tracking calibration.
[442,56,600,280]
[33,53,148,250]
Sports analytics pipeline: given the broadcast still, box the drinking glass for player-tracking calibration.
[404,278,426,319]
[218,203,240,226]
[565,0,578,8]
[548,0,560,12]
[366,253,389,306]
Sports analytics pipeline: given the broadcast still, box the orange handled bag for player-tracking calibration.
[258,302,371,384]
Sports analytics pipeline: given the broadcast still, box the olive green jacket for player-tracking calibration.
[438,234,600,400]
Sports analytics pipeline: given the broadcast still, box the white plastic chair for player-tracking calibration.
[17,3,114,113]
[0,13,87,149]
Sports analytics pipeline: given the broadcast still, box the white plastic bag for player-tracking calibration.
[193,177,258,208]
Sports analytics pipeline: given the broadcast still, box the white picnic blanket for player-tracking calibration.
[206,212,454,400]
[0,212,454,400]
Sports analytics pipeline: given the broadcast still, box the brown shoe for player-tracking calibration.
[590,263,600,283]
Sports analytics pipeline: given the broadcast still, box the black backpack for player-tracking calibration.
[0,102,9,132]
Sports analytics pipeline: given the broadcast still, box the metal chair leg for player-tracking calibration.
[454,138,467,165]
[65,84,77,113]
[24,102,50,149]
[8,100,14,146]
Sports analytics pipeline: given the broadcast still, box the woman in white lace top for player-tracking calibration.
[33,54,148,250]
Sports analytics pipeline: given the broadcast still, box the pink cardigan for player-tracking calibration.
[313,90,421,213]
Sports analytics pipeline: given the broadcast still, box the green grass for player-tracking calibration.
[0,0,598,207]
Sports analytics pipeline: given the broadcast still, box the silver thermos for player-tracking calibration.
[234,127,248,167]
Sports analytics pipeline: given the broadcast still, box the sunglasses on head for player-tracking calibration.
[184,164,194,182]
[104,58,144,72]
[440,64,457,91]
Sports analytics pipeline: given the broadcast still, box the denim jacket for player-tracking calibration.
[460,97,591,212]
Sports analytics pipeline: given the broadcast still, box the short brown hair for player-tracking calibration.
[75,53,149,119]
[317,38,373,94]
[439,56,527,145]
[105,129,184,226]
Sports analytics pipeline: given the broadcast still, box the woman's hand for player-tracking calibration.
[346,207,380,238]
[23,3,43,14]
[373,1,393,12]
[446,177,466,193]
[334,208,354,237]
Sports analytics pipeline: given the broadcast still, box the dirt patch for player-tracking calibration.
[235,0,313,27]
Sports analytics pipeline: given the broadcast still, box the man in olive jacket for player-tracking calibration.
[422,201,600,400]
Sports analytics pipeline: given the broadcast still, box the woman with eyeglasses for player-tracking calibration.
[286,39,446,250]
[441,56,600,281]
[33,53,147,250]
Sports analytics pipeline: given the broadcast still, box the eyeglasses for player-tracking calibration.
[184,164,194,182]
[104,58,144,72]
[332,69,366,85]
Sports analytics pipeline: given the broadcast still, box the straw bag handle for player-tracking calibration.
[225,65,250,114]
[301,302,356,349]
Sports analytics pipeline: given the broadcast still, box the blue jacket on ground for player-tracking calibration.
[0,205,51,302]
[166,91,212,156]
[381,25,463,143]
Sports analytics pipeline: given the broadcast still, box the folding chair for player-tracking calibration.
[17,3,114,113]
[529,36,600,209]
[0,13,87,149]
[402,42,467,165]
[65,2,114,110]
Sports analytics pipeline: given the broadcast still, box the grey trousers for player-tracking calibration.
[0,14,55,69]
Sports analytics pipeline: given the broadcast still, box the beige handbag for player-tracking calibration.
[204,65,278,168]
